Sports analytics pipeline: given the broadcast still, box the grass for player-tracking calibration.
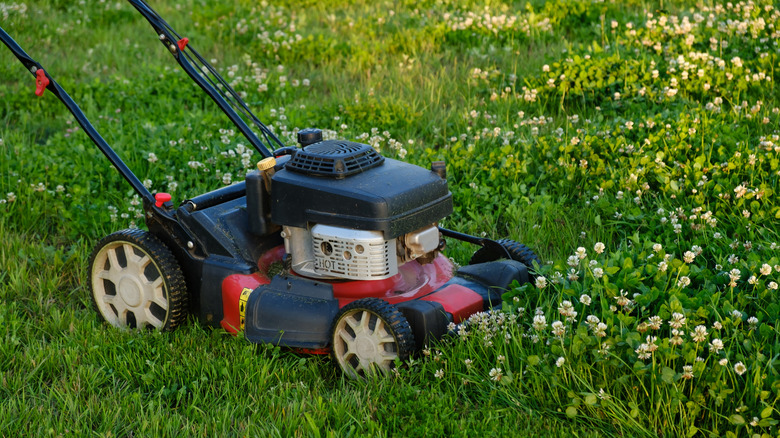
[2,0,780,436]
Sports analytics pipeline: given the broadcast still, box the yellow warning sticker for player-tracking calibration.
[239,287,253,331]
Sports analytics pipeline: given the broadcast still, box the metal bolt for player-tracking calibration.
[187,241,194,249]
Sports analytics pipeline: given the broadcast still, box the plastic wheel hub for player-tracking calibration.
[118,275,143,308]
[356,336,378,358]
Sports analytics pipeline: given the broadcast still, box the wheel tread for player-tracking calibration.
[330,298,415,378]
[469,238,541,272]
[88,228,188,331]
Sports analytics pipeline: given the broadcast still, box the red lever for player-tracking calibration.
[177,38,189,51]
[154,192,172,207]
[35,69,49,97]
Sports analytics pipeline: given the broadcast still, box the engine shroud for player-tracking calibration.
[270,142,452,240]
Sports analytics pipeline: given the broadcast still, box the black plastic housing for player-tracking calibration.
[245,170,278,236]
[244,276,340,349]
[270,158,452,239]
[396,300,450,348]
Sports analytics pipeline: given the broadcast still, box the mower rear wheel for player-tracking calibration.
[331,298,415,379]
[469,239,541,272]
[88,229,188,331]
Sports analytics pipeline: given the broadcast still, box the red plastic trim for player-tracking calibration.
[154,192,172,207]
[220,272,269,334]
[423,284,484,323]
[35,69,49,97]
[177,37,189,51]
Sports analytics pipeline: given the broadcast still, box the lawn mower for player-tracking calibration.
[0,0,540,378]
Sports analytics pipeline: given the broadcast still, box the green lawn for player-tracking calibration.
[2,0,780,436]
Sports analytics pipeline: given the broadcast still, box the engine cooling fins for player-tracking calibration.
[286,140,384,179]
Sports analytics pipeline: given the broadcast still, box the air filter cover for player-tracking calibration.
[286,140,384,179]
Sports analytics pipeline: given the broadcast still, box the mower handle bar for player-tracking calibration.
[0,0,285,204]
[0,26,156,205]
[127,0,283,158]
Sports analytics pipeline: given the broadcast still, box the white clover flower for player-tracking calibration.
[614,290,630,308]
[734,362,747,376]
[683,251,695,263]
[669,313,686,329]
[635,344,651,360]
[552,321,566,337]
[747,316,758,328]
[648,316,662,330]
[658,261,668,272]
[489,368,503,382]
[594,322,607,337]
[556,357,565,367]
[677,276,691,288]
[532,315,547,332]
[712,321,722,330]
[579,294,592,305]
[575,247,587,259]
[593,267,604,279]
[682,365,694,379]
[731,310,742,320]
[535,276,548,289]
[497,355,505,363]
[719,358,728,366]
[434,369,444,379]
[670,329,684,346]
[760,264,772,276]
[709,338,724,354]
[594,242,605,254]
[464,358,473,369]
[559,301,577,317]
[691,325,708,343]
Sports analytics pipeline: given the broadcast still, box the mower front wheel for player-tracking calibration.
[469,238,541,272]
[330,298,415,379]
[88,229,188,331]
